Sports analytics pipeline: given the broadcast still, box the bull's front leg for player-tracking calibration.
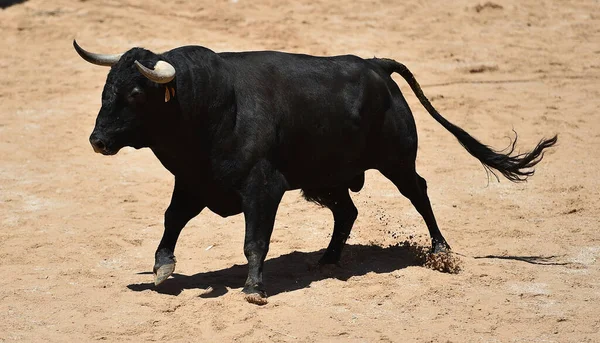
[154,179,204,286]
[239,160,288,305]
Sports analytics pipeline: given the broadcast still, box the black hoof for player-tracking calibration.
[153,249,177,286]
[318,251,341,266]
[432,241,451,254]
[242,284,268,305]
[242,283,266,296]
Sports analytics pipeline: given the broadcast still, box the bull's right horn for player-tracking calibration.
[134,60,176,84]
[73,40,122,67]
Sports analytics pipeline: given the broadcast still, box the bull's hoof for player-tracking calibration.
[242,284,268,305]
[317,263,341,275]
[432,241,451,254]
[153,250,176,286]
[318,250,341,266]
[154,263,175,286]
[244,293,268,305]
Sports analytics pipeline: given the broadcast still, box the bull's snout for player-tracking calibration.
[89,133,111,155]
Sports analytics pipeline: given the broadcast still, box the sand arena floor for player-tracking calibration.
[1,0,599,341]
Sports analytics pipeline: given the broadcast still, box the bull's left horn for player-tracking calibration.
[134,60,176,84]
[73,40,122,67]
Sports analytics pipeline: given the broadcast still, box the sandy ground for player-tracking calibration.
[1,0,599,341]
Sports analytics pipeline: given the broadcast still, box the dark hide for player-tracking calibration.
[77,41,557,303]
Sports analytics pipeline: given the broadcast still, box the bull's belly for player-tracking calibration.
[202,163,364,218]
[277,143,369,188]
[204,184,243,217]
[280,158,367,190]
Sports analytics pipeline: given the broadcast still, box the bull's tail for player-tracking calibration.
[374,58,557,182]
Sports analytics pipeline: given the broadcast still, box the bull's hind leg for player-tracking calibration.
[303,187,358,265]
[382,168,450,253]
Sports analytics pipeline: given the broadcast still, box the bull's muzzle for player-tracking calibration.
[89,133,115,155]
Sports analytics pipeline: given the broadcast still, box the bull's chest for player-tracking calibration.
[152,149,243,217]
[203,182,243,218]
[176,177,242,218]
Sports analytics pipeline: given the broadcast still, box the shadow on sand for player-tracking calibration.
[0,0,27,9]
[127,243,424,297]
[473,255,569,266]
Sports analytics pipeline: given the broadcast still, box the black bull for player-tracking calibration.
[74,40,557,304]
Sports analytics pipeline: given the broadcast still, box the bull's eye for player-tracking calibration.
[128,87,146,104]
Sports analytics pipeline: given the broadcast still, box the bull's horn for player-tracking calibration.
[134,60,176,84]
[73,40,122,67]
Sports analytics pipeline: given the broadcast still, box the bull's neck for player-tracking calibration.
[146,49,235,178]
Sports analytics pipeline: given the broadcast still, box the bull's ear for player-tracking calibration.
[134,60,176,84]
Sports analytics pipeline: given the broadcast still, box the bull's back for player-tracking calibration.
[221,51,392,187]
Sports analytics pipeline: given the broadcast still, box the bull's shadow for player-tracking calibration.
[0,0,27,9]
[127,243,423,298]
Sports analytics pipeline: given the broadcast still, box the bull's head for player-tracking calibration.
[74,40,176,155]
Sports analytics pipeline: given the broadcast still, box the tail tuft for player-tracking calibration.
[469,132,557,182]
